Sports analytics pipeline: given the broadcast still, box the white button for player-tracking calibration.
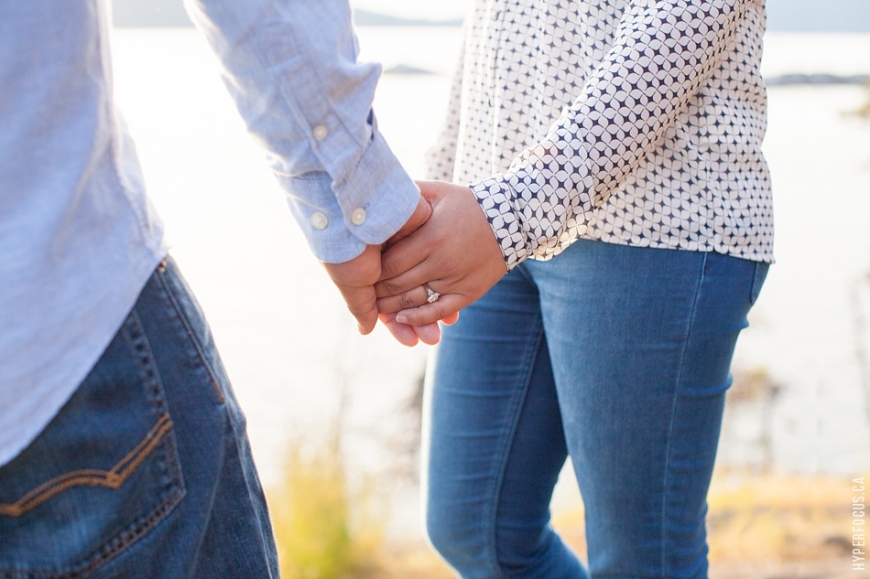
[350,208,367,226]
[312,125,328,141]
[310,212,328,230]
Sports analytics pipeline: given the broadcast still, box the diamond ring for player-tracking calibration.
[423,283,440,304]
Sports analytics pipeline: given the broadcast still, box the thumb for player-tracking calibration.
[386,194,432,249]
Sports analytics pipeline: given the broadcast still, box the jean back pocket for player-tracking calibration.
[0,311,185,578]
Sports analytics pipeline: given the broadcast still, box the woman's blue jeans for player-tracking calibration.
[0,257,278,578]
[424,240,769,579]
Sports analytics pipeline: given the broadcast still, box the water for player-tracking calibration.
[110,27,870,535]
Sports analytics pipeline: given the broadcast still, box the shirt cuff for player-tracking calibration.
[278,172,367,263]
[331,128,420,246]
[470,177,530,271]
[277,131,420,264]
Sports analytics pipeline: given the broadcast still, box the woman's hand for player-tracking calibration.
[375,180,506,326]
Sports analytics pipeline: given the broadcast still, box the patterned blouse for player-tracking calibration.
[426,0,774,271]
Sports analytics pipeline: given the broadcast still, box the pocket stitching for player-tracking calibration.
[0,475,185,579]
[0,414,174,518]
[0,310,186,578]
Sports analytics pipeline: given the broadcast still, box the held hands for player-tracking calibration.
[324,181,505,347]
[375,180,506,328]
[322,195,443,346]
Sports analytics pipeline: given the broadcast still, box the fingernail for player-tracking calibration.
[396,314,408,324]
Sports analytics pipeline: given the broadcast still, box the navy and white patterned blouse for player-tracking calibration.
[426,0,774,271]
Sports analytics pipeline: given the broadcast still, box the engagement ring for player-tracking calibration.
[423,283,440,304]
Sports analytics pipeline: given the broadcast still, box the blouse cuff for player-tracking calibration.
[470,177,530,271]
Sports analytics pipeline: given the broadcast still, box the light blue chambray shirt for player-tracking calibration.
[0,0,419,467]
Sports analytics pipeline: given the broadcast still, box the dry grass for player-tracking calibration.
[552,469,863,572]
[269,438,861,578]
[705,470,858,565]
[268,444,385,579]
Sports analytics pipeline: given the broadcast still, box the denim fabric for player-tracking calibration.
[0,257,278,578]
[424,240,769,579]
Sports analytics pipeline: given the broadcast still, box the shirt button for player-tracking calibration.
[310,212,328,230]
[312,125,328,141]
[350,208,367,226]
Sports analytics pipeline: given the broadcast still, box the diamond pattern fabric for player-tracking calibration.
[426,0,773,271]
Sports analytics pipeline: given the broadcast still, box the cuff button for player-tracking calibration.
[312,125,328,141]
[311,212,329,230]
[351,208,367,226]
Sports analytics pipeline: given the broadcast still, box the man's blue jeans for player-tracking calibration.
[0,257,278,578]
[424,240,769,579]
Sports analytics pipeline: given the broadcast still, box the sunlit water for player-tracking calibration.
[110,27,870,536]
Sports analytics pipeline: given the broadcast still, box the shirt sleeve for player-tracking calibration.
[469,0,752,271]
[183,0,419,263]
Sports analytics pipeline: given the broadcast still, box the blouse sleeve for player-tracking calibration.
[470,0,752,270]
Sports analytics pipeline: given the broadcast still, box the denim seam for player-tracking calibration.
[749,262,767,306]
[486,320,547,579]
[126,306,187,498]
[154,264,226,404]
[127,309,169,415]
[659,251,707,578]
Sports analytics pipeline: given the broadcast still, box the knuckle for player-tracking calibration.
[399,293,417,310]
[439,256,460,276]
[380,259,400,280]
[434,305,449,321]
[381,279,404,296]
[346,302,371,318]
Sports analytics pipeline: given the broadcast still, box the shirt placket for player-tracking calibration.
[485,0,508,170]
[486,0,507,110]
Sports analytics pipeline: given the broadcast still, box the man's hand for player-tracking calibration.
[323,195,450,346]
[323,243,384,335]
[375,181,506,326]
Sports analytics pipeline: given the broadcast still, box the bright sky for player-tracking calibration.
[350,0,470,20]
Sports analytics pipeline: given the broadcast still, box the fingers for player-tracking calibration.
[377,232,434,287]
[376,252,450,299]
[376,180,506,330]
[379,313,419,346]
[378,313,442,346]
[337,284,380,335]
[376,284,431,314]
[413,322,442,345]
[322,245,382,334]
[394,293,466,327]
[441,311,460,326]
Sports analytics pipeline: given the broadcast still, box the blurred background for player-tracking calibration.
[109,0,870,577]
